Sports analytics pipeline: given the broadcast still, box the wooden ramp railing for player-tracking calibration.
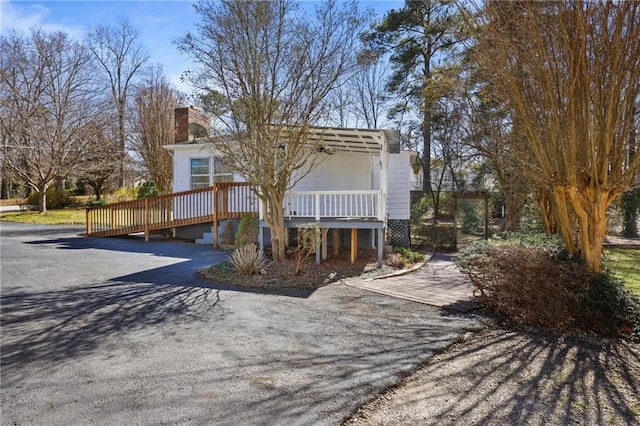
[86,183,259,241]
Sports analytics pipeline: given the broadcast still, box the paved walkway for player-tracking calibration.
[344,253,479,312]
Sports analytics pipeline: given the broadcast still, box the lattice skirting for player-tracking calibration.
[387,219,410,248]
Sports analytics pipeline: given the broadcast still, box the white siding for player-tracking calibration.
[291,153,373,191]
[168,143,411,219]
[387,151,412,220]
[171,144,245,192]
[172,149,190,192]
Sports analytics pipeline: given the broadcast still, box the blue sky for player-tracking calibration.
[1,0,401,94]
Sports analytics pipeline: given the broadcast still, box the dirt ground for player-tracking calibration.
[345,326,640,426]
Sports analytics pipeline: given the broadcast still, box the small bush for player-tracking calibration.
[137,181,158,199]
[88,199,107,206]
[230,243,268,275]
[105,187,138,203]
[460,200,481,234]
[294,222,320,275]
[234,214,259,249]
[456,235,640,340]
[394,247,424,265]
[458,244,588,329]
[581,273,640,340]
[26,187,72,209]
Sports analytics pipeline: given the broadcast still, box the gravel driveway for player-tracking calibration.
[0,222,484,425]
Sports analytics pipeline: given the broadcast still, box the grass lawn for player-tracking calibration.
[605,248,640,296]
[0,209,86,225]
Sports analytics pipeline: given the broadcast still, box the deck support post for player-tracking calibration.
[213,185,219,249]
[258,224,265,253]
[144,198,150,242]
[332,229,340,256]
[350,228,357,264]
[316,230,321,265]
[86,209,92,235]
[321,228,328,260]
[377,228,384,268]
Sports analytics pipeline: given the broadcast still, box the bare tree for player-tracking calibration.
[458,63,530,232]
[86,18,149,187]
[348,57,390,129]
[328,83,355,128]
[178,0,367,261]
[76,113,120,200]
[131,66,176,194]
[0,30,104,212]
[469,1,640,272]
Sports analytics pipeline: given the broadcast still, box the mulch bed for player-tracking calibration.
[200,248,392,290]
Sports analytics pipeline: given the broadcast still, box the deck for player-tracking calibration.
[86,185,386,266]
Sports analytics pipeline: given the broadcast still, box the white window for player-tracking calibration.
[190,158,210,189]
[213,156,234,183]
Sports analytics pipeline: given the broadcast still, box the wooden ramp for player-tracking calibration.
[86,183,258,243]
[344,253,480,312]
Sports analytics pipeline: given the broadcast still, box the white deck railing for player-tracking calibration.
[283,190,383,220]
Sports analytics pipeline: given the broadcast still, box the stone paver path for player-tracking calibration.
[344,253,479,311]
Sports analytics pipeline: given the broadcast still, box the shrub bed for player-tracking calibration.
[456,235,640,341]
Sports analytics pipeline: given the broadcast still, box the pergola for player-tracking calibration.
[269,125,402,267]
[278,125,400,154]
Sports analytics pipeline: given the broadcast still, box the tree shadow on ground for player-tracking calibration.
[3,290,483,425]
[349,326,640,425]
[2,235,319,385]
[1,279,221,383]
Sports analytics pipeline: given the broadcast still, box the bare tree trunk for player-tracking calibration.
[0,175,7,200]
[92,183,103,201]
[263,190,287,261]
[538,191,558,235]
[422,48,433,197]
[566,188,613,273]
[431,187,440,226]
[422,110,432,196]
[552,186,579,256]
[118,107,126,187]
[37,183,47,213]
[504,192,523,232]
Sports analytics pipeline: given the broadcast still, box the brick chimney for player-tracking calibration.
[174,106,210,143]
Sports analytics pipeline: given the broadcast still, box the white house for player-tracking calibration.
[163,107,415,265]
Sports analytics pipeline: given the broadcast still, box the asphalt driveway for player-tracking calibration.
[1,222,484,425]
